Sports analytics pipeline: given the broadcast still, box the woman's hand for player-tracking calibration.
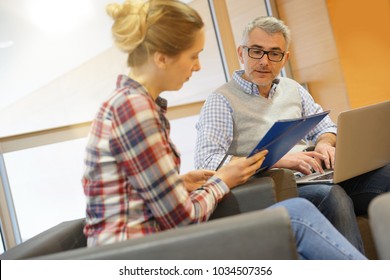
[181,169,216,192]
[215,150,268,189]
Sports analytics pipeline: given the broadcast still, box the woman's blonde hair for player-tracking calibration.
[106,0,204,67]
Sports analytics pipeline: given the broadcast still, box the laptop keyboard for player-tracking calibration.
[310,172,334,181]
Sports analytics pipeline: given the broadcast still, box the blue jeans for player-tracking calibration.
[297,183,364,253]
[340,164,390,215]
[269,198,367,260]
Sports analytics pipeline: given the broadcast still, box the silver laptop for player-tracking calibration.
[296,100,390,184]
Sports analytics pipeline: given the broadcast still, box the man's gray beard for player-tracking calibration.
[256,80,273,87]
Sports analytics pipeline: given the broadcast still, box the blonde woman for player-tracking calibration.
[82,0,365,260]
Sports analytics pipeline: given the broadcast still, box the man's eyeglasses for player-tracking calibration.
[242,46,285,62]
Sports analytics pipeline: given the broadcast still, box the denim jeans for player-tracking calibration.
[269,198,367,260]
[340,164,390,215]
[297,183,364,253]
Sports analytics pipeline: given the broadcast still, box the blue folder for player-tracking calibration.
[248,111,330,172]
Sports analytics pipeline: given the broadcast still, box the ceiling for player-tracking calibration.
[0,0,119,111]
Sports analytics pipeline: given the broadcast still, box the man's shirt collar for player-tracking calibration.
[232,70,280,99]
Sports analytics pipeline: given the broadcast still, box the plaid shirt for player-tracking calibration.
[195,70,337,170]
[83,75,229,246]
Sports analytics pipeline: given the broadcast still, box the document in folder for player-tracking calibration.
[248,111,330,172]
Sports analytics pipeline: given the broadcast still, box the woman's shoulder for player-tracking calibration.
[108,86,155,111]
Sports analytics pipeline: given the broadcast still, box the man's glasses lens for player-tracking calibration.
[245,47,284,62]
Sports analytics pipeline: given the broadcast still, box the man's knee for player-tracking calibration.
[298,184,332,206]
[327,184,354,210]
[299,184,353,212]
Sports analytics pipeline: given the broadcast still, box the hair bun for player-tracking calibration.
[106,1,148,54]
[106,0,203,67]
[106,3,123,20]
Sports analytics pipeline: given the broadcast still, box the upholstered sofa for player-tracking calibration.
[0,171,298,260]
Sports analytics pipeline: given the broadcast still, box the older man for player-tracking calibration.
[195,16,390,253]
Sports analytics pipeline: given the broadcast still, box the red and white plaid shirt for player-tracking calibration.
[82,75,229,246]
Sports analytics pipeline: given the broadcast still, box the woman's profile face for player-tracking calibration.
[162,28,205,92]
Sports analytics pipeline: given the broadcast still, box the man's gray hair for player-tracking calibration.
[242,16,291,50]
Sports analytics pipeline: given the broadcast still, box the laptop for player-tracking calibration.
[295,100,390,184]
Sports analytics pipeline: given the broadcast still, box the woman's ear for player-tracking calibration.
[154,51,168,69]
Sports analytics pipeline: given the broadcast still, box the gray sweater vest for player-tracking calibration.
[215,77,306,157]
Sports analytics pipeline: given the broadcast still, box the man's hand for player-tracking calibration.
[273,151,328,175]
[181,170,216,192]
[315,133,336,169]
[315,142,335,169]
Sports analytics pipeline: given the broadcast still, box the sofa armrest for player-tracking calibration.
[257,168,298,201]
[368,193,390,260]
[209,175,275,220]
[34,207,297,260]
[0,218,86,260]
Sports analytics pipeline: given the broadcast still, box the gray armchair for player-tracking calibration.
[0,172,298,260]
[368,192,390,260]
